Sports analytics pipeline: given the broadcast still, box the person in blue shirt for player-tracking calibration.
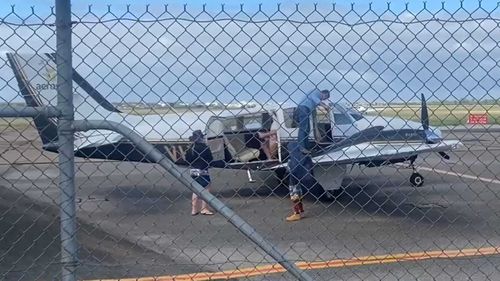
[295,89,330,153]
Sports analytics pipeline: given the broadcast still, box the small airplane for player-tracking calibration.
[6,53,462,197]
[352,104,377,114]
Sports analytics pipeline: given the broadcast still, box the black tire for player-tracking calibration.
[274,167,289,186]
[410,172,424,187]
[306,181,342,202]
[326,188,343,200]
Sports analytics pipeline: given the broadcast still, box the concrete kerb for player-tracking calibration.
[438,124,500,133]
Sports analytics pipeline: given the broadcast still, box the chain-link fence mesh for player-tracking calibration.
[1,1,500,280]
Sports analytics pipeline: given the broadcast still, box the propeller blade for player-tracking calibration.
[421,96,448,159]
[421,93,430,131]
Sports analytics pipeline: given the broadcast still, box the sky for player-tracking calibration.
[1,0,499,106]
[1,0,498,13]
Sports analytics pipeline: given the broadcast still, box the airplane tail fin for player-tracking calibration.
[7,53,59,151]
[6,53,122,152]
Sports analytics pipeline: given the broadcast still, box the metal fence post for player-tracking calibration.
[55,0,77,280]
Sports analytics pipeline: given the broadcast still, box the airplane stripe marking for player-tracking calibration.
[417,166,500,185]
[84,246,500,281]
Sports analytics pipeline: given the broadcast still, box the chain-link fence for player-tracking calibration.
[1,1,500,280]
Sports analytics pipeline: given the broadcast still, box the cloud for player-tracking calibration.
[1,4,500,106]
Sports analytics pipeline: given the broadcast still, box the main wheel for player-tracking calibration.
[410,172,424,187]
[307,182,343,202]
[324,188,343,201]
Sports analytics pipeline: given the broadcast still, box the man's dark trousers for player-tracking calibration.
[295,105,311,151]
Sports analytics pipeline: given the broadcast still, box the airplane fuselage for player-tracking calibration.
[68,102,441,171]
[7,52,461,194]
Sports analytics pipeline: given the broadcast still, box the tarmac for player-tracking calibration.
[0,125,499,280]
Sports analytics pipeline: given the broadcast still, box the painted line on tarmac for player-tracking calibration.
[86,246,500,281]
[417,166,500,185]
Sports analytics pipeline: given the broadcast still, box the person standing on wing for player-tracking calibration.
[294,89,330,154]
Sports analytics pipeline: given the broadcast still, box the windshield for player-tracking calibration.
[350,112,364,121]
[331,103,356,125]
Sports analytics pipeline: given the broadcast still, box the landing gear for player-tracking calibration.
[410,172,424,187]
[324,188,343,201]
[246,169,256,183]
[408,159,424,187]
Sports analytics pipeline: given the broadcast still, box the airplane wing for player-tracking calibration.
[312,139,461,166]
[264,139,462,170]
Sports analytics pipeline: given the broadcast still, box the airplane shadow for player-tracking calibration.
[215,175,471,226]
[94,174,471,226]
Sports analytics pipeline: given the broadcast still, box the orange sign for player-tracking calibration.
[468,114,488,124]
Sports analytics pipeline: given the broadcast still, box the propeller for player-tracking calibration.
[421,93,429,131]
[421,93,450,160]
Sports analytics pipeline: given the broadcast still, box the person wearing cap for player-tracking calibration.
[294,89,330,154]
[185,130,215,216]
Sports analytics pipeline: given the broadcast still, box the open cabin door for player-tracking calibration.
[313,104,334,144]
[205,111,282,168]
[269,111,282,163]
[205,117,226,161]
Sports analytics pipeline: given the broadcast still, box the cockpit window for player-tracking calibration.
[333,113,353,125]
[350,112,364,121]
[332,103,348,113]
[331,103,357,124]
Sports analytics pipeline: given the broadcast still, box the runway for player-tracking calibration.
[1,126,499,280]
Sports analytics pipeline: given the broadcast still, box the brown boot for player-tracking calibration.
[298,202,305,217]
[286,213,301,222]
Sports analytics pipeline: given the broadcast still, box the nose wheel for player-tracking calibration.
[408,159,424,187]
[410,172,424,187]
